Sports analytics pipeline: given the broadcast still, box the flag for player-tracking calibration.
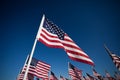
[60,75,66,80]
[92,68,100,77]
[60,75,69,80]
[86,73,94,80]
[114,71,120,79]
[68,63,82,80]
[49,71,58,80]
[22,57,51,79]
[105,70,111,78]
[92,69,103,80]
[104,45,120,71]
[37,16,94,66]
[17,71,33,80]
[60,75,65,80]
[17,71,28,80]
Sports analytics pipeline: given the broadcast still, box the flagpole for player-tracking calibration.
[104,44,112,55]
[23,14,45,80]
[68,62,72,80]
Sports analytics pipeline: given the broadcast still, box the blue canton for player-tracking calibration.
[43,18,65,40]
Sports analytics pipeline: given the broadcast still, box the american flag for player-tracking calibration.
[105,70,111,78]
[17,71,34,80]
[37,17,94,66]
[60,75,65,80]
[22,57,51,79]
[17,72,28,80]
[86,73,94,80]
[60,75,69,80]
[68,63,82,80]
[49,71,58,80]
[104,45,120,71]
[92,69,101,77]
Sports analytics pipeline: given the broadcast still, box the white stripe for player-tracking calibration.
[64,46,89,56]
[41,29,79,48]
[38,61,51,67]
[67,52,93,63]
[40,36,63,46]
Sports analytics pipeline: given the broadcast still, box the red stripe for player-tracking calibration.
[40,33,61,43]
[41,29,58,38]
[39,38,63,48]
[66,50,89,58]
[38,61,51,68]
[69,56,94,66]
[36,64,50,71]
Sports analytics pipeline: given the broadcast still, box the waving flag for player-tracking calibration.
[22,57,51,79]
[37,16,94,66]
[49,71,58,80]
[104,45,120,71]
[86,73,94,80]
[68,62,82,80]
[60,75,65,80]
[17,71,34,80]
[92,69,101,77]
[17,72,28,80]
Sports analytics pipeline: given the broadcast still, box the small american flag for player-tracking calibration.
[17,71,34,80]
[86,73,94,80]
[104,45,120,71]
[92,69,101,77]
[17,72,28,80]
[49,71,58,80]
[37,16,94,66]
[22,57,51,79]
[68,63,82,80]
[60,75,69,80]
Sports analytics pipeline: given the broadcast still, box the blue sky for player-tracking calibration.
[1,0,120,80]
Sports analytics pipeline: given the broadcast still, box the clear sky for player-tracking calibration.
[1,0,120,80]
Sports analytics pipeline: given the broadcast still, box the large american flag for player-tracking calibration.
[68,63,82,80]
[22,57,51,79]
[104,45,120,71]
[37,17,94,66]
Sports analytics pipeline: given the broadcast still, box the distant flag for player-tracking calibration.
[92,68,100,77]
[104,45,120,71]
[60,75,70,80]
[114,71,120,79]
[60,75,68,80]
[82,76,87,80]
[86,73,94,80]
[60,75,65,80]
[36,15,94,66]
[22,57,51,79]
[68,62,82,80]
[49,71,58,80]
[105,70,111,78]
[17,71,33,80]
[17,71,28,80]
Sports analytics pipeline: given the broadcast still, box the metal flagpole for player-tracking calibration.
[23,14,45,80]
[68,62,72,80]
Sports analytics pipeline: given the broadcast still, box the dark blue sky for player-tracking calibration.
[1,0,120,80]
